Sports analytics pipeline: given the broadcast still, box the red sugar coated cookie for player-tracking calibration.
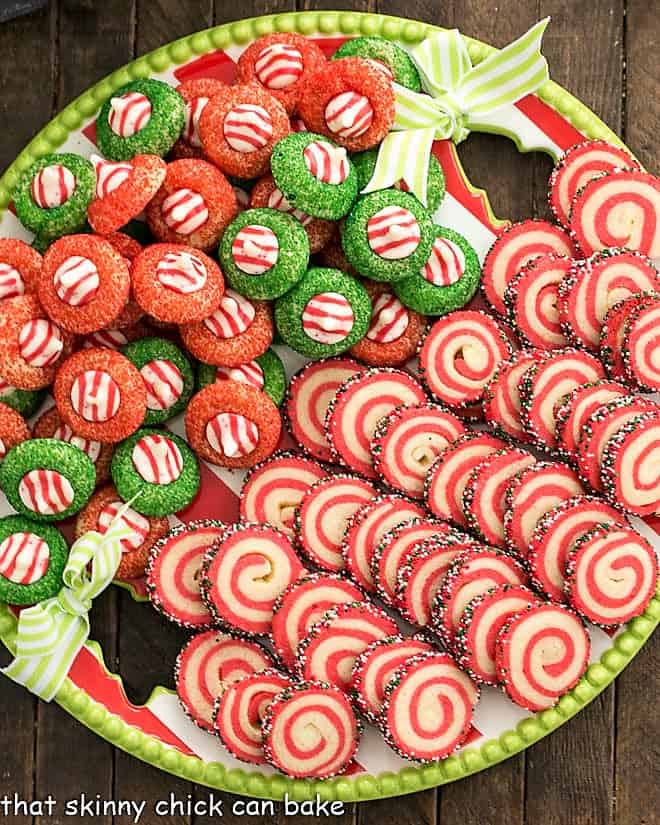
[172,78,228,158]
[0,401,31,462]
[53,347,147,443]
[75,484,169,580]
[623,300,660,390]
[297,57,395,152]
[131,243,223,324]
[184,381,281,469]
[0,239,42,302]
[495,603,589,712]
[505,255,571,350]
[0,294,74,390]
[601,412,660,516]
[180,290,273,368]
[199,84,290,179]
[237,33,326,115]
[483,349,543,442]
[87,153,167,235]
[554,380,627,457]
[39,234,131,334]
[146,158,238,250]
[103,232,145,328]
[599,291,660,380]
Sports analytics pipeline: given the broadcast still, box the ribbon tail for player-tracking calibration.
[362,128,436,207]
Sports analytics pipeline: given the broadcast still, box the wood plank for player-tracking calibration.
[0,653,36,825]
[297,0,374,13]
[136,0,212,55]
[215,0,295,24]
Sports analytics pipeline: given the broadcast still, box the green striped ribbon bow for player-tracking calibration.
[1,508,134,701]
[363,18,550,205]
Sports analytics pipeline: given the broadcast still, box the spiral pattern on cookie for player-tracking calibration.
[505,255,571,350]
[554,380,626,457]
[601,412,660,515]
[623,301,660,391]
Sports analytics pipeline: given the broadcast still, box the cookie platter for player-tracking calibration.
[0,10,658,803]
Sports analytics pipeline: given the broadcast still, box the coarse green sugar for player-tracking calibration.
[332,36,422,91]
[0,515,69,605]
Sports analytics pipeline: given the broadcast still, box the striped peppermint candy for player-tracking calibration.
[231,225,279,275]
[156,250,207,294]
[52,423,102,463]
[267,187,313,226]
[203,289,255,339]
[367,206,421,260]
[132,434,184,484]
[82,329,129,350]
[0,532,50,584]
[324,92,374,139]
[30,164,76,208]
[255,43,304,90]
[70,369,121,422]
[366,58,394,80]
[108,92,152,137]
[206,412,259,458]
[91,154,133,198]
[161,189,209,236]
[98,500,150,551]
[303,141,349,185]
[366,293,409,343]
[215,361,264,389]
[183,97,209,147]
[0,263,25,300]
[18,319,63,367]
[423,237,466,286]
[223,104,273,153]
[140,359,184,411]
[0,438,5,460]
[53,256,100,306]
[19,469,74,515]
[302,292,354,344]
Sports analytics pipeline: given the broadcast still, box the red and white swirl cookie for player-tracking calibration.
[554,380,627,457]
[341,494,424,592]
[482,220,576,316]
[271,573,363,671]
[262,681,360,779]
[495,604,590,711]
[214,668,292,764]
[380,651,479,762]
[565,524,658,626]
[240,451,326,536]
[601,412,660,516]
[296,475,376,571]
[623,300,660,391]
[503,461,584,555]
[463,448,536,547]
[326,368,427,478]
[175,630,273,732]
[419,311,511,410]
[599,292,660,381]
[455,584,541,685]
[483,350,543,442]
[371,403,466,499]
[201,523,305,636]
[285,357,366,462]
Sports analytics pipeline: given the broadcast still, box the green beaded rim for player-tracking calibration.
[0,10,655,803]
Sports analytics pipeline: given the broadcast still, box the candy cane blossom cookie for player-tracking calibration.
[275,267,370,359]
[0,239,42,302]
[175,629,273,733]
[147,521,225,629]
[554,379,627,458]
[570,169,660,257]
[0,380,45,419]
[622,300,660,391]
[332,36,422,91]
[214,668,292,765]
[271,573,363,671]
[483,350,543,442]
[565,523,658,626]
[0,402,30,465]
[0,515,68,605]
[111,428,199,517]
[380,651,479,762]
[326,367,427,478]
[96,78,186,161]
[171,78,227,158]
[549,139,641,228]
[219,207,309,300]
[53,348,146,443]
[197,348,286,407]
[599,291,660,380]
[262,680,360,779]
[122,337,193,425]
[0,438,95,522]
[601,412,660,516]
[14,153,95,242]
[495,603,590,712]
[184,381,281,469]
[296,474,376,571]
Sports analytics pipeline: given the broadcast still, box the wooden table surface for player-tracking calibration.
[0,1,658,823]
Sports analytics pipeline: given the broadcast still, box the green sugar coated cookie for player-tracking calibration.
[197,348,287,406]
[219,207,310,300]
[341,189,435,282]
[394,225,481,315]
[351,149,446,213]
[0,439,96,523]
[14,153,95,243]
[0,515,69,605]
[332,36,422,91]
[121,337,194,426]
[96,78,186,161]
[0,388,46,419]
[270,132,358,220]
[274,266,371,358]
[111,428,200,517]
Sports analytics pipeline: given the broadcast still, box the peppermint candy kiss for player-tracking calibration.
[255,43,304,90]
[368,206,421,260]
[224,104,273,153]
[18,469,74,516]
[70,369,121,422]
[0,263,24,301]
[18,319,64,367]
[156,250,207,294]
[108,91,152,137]
[232,225,279,275]
[324,91,374,139]
[91,154,133,198]
[0,532,50,584]
[206,412,259,458]
[161,189,209,236]
[53,256,100,307]
[183,97,209,147]
[303,141,349,184]
[204,290,255,339]
[31,164,76,208]
[132,433,183,485]
[366,293,409,343]
[302,292,354,344]
[423,236,466,286]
